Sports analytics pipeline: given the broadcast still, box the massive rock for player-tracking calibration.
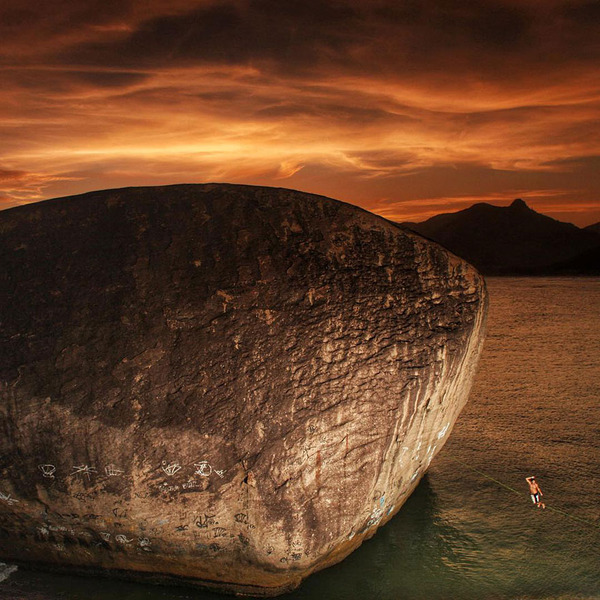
[0,184,487,595]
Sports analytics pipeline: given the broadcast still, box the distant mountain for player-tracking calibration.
[584,222,600,235]
[401,199,600,275]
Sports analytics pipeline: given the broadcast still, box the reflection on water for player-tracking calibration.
[2,278,599,600]
[290,477,468,600]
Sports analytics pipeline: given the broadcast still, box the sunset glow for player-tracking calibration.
[1,0,599,225]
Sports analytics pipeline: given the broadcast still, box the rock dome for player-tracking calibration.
[0,184,487,595]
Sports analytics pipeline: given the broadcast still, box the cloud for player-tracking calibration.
[44,0,598,90]
[0,168,27,181]
[57,1,359,71]
[0,0,599,226]
[0,167,83,208]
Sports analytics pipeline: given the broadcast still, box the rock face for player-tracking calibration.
[0,184,487,596]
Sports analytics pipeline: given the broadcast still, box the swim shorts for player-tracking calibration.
[531,493,540,503]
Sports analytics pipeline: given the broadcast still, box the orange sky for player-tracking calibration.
[1,0,599,226]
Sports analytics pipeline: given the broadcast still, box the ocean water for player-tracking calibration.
[1,277,599,600]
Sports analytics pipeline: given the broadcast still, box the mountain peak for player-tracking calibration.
[510,198,529,210]
[402,198,600,275]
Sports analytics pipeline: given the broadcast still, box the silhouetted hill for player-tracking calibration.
[584,222,600,235]
[401,199,600,275]
[546,245,600,275]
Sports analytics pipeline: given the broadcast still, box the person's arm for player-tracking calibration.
[526,476,533,483]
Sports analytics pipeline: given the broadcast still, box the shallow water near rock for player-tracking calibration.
[1,277,599,600]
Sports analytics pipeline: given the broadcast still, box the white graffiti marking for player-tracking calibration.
[0,491,19,506]
[159,482,180,493]
[38,464,56,479]
[182,479,200,490]
[162,463,182,476]
[193,461,225,478]
[100,532,111,542]
[72,465,97,479]
[437,423,450,439]
[105,464,124,477]
[367,506,384,528]
[194,461,212,477]
[115,535,133,544]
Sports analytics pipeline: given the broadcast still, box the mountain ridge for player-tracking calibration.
[401,199,600,276]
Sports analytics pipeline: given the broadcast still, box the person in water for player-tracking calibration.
[526,475,545,509]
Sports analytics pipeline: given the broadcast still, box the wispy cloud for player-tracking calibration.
[1,0,599,225]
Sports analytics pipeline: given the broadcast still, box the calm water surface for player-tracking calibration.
[2,277,599,600]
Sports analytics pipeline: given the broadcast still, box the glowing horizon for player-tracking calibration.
[1,0,599,227]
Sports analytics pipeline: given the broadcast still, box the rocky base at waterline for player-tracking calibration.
[0,184,487,596]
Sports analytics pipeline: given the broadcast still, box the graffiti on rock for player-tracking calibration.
[71,465,97,479]
[38,464,56,479]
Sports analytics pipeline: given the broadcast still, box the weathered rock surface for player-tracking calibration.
[0,184,487,595]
